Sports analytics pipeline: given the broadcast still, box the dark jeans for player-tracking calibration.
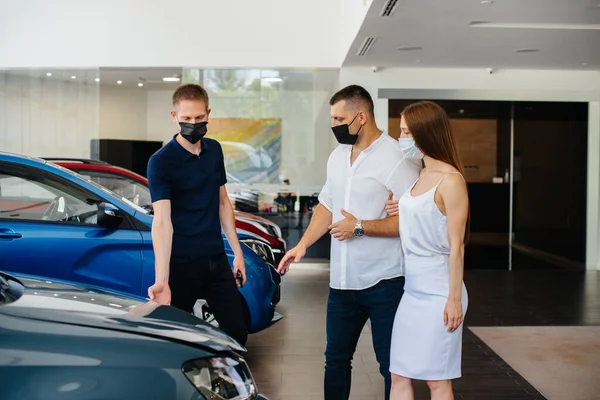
[169,253,248,346]
[324,277,405,400]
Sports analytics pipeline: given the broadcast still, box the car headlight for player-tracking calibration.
[183,356,258,399]
[240,239,275,265]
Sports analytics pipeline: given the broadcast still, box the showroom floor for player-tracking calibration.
[244,263,600,400]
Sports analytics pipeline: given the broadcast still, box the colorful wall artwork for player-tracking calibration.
[207,118,282,184]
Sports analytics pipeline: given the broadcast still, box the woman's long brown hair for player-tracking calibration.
[402,101,470,243]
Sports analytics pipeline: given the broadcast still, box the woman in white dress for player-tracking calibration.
[385,101,470,400]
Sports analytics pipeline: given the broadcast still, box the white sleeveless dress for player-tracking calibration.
[389,173,468,380]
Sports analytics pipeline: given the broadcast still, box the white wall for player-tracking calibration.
[99,86,147,140]
[0,0,344,69]
[340,67,600,92]
[341,0,374,62]
[587,102,600,271]
[146,90,177,145]
[0,71,99,158]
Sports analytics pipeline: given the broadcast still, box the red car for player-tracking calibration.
[46,158,286,266]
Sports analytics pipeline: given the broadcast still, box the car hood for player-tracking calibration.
[235,211,276,226]
[0,272,245,353]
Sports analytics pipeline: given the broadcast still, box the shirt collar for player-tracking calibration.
[170,133,210,159]
[345,130,387,154]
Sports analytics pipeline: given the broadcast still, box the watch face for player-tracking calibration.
[354,228,364,237]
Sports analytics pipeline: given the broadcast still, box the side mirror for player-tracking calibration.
[97,202,124,229]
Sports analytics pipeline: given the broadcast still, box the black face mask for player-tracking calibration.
[331,114,362,145]
[179,121,208,144]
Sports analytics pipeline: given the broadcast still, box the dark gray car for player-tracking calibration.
[0,271,268,400]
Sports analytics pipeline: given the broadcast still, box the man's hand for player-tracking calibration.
[328,209,357,242]
[233,255,246,286]
[148,282,171,305]
[277,244,306,275]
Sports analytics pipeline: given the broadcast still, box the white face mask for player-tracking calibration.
[398,137,424,159]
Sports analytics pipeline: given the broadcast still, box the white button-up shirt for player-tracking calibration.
[318,132,422,290]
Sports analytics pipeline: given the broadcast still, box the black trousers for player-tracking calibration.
[169,253,248,346]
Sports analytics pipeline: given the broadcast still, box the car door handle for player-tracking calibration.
[0,229,22,239]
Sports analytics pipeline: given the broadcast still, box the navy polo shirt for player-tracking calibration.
[147,134,227,258]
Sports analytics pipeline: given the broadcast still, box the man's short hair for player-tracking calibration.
[329,85,374,116]
[172,83,210,109]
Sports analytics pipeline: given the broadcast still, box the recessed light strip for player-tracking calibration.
[397,46,422,51]
[469,21,600,30]
[515,48,540,53]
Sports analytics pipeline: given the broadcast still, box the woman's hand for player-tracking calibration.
[443,299,463,332]
[385,199,399,216]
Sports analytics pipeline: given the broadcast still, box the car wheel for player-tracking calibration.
[193,297,251,330]
[193,299,217,327]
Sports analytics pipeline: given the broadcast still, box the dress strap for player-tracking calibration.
[434,171,464,189]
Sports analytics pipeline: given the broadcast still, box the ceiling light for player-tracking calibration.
[71,76,76,79]
[138,82,144,87]
[262,77,282,83]
[95,78,100,82]
[481,0,494,3]
[515,48,540,53]
[46,72,52,77]
[397,46,422,51]
[582,62,589,66]
[162,77,180,82]
[117,80,122,84]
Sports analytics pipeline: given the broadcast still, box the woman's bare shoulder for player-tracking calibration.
[439,171,467,198]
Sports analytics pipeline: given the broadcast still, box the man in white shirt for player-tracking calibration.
[277,85,421,400]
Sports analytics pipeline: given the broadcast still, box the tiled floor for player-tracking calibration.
[245,269,385,400]
[244,264,600,399]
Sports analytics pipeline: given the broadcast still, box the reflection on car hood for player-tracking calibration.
[1,273,244,353]
[235,211,276,227]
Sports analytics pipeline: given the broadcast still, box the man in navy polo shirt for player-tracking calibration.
[146,83,247,345]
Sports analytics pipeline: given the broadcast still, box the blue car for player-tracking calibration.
[0,151,281,333]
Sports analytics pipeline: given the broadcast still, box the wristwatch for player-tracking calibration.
[353,220,364,237]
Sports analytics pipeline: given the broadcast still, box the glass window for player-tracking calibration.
[0,169,99,225]
[0,68,100,158]
[75,171,153,212]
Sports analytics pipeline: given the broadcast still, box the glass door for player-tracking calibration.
[510,101,588,268]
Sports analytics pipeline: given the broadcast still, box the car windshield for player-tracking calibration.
[70,170,152,214]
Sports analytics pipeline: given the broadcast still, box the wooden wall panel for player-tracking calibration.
[387,118,497,182]
[451,119,497,183]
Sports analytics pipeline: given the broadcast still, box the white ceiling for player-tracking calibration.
[344,0,600,70]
